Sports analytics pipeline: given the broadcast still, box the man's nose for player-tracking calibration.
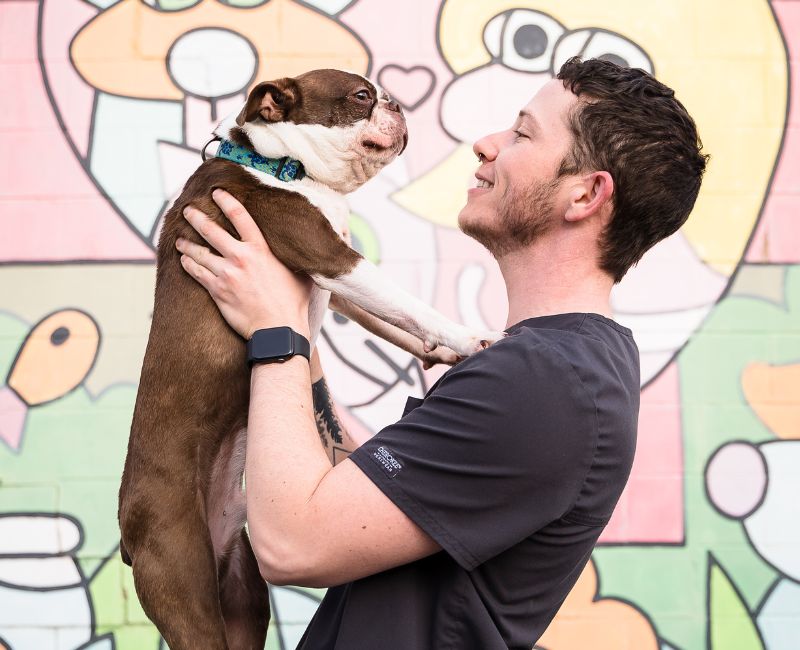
[473,133,498,163]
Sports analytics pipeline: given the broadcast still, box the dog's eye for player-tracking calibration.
[354,90,371,101]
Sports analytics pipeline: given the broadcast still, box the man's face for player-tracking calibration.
[458,79,578,257]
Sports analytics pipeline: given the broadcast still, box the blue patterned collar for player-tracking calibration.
[215,139,305,182]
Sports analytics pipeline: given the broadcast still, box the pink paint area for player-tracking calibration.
[600,362,684,544]
[746,1,800,263]
[0,386,28,452]
[0,2,154,262]
[184,94,244,151]
[612,232,726,314]
[705,442,767,519]
[378,66,435,112]
[40,0,98,159]
[342,0,456,178]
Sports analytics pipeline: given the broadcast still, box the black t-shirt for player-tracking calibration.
[297,313,640,649]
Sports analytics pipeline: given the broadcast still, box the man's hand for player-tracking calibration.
[176,189,313,339]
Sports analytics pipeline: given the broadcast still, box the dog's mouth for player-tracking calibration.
[361,132,408,155]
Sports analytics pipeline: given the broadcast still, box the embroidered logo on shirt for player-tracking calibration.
[370,445,403,478]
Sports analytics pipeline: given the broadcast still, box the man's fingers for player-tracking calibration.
[182,205,240,258]
[211,189,265,245]
[176,238,225,276]
[180,254,218,291]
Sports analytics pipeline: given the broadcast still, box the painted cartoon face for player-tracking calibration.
[441,9,652,146]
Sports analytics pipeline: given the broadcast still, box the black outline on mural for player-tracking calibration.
[35,0,157,260]
[34,0,373,262]
[267,584,322,650]
[0,512,115,647]
[3,307,101,407]
[376,64,437,112]
[587,556,671,650]
[703,439,769,521]
[319,325,429,409]
[705,552,767,650]
[727,264,791,307]
[164,25,259,111]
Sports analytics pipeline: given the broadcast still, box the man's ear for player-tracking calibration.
[236,78,299,125]
[564,171,614,223]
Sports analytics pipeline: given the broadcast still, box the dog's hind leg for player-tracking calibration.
[206,426,270,649]
[127,509,230,650]
[218,529,270,650]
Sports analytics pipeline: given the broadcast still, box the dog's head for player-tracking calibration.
[216,69,408,193]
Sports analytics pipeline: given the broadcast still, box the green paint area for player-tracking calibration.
[0,311,322,648]
[593,265,800,649]
[708,555,765,650]
[348,212,381,265]
[0,317,136,576]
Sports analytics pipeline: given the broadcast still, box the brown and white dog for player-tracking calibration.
[118,69,502,650]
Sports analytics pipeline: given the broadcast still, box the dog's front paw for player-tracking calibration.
[430,328,506,358]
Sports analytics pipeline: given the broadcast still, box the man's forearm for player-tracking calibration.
[245,357,332,574]
[312,376,361,464]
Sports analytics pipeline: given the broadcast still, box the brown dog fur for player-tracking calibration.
[118,159,363,650]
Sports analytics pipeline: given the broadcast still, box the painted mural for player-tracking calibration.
[1,0,798,648]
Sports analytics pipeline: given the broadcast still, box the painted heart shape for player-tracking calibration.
[377,64,435,112]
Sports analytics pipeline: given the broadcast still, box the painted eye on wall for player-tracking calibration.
[483,9,566,73]
[553,29,654,75]
[140,0,203,10]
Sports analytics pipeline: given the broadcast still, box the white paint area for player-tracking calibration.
[0,515,91,650]
[744,440,800,581]
[0,515,81,555]
[168,29,257,98]
[457,263,491,331]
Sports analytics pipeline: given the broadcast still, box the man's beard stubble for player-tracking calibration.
[460,178,561,259]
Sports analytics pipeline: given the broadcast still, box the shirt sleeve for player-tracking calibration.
[349,334,599,570]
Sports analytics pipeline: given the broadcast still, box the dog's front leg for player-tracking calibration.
[329,294,461,368]
[312,259,504,357]
[245,195,504,357]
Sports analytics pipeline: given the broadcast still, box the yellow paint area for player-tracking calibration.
[742,362,800,439]
[393,144,475,228]
[8,310,100,406]
[398,0,788,275]
[537,559,659,650]
[71,0,369,101]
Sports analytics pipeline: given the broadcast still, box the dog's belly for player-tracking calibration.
[207,427,248,561]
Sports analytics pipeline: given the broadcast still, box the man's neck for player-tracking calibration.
[498,239,615,329]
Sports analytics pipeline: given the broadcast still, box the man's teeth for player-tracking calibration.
[477,180,493,189]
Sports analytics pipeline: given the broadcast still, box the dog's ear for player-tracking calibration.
[236,79,299,125]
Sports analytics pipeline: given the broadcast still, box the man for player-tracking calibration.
[176,58,707,648]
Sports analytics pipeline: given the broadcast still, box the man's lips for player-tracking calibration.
[468,172,494,196]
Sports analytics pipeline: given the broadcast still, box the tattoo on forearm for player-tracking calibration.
[312,377,344,445]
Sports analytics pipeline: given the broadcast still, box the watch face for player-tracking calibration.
[250,327,294,361]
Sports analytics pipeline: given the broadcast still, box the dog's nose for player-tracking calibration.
[386,100,402,113]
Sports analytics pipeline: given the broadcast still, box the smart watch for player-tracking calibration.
[246,327,311,366]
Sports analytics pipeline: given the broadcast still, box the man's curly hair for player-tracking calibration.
[556,57,709,282]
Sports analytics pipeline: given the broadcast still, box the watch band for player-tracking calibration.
[246,326,311,366]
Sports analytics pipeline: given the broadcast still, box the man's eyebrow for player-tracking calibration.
[518,110,540,131]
